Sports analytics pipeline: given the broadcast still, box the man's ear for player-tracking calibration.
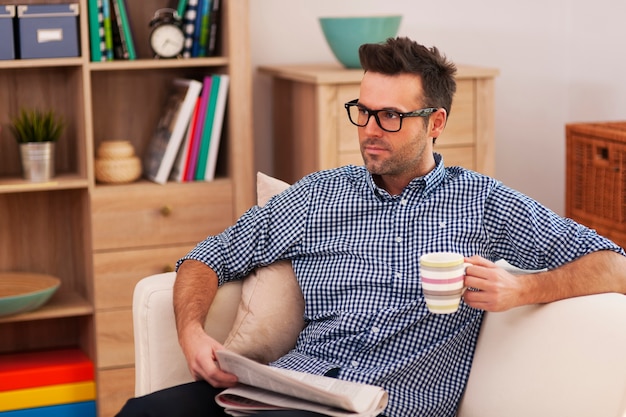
[429,108,448,139]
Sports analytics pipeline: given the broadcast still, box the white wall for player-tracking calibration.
[249,0,626,215]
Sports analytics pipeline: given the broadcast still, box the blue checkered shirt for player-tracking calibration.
[181,154,623,417]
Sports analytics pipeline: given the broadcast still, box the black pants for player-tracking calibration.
[115,381,330,417]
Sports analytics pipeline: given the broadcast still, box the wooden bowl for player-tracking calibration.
[0,272,61,317]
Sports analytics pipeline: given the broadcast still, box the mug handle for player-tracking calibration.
[461,262,473,295]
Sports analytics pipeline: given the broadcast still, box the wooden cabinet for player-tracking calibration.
[0,1,253,415]
[566,122,626,249]
[259,64,499,183]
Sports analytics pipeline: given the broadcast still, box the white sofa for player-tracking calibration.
[133,271,626,417]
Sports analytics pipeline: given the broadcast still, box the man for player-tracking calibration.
[117,37,626,417]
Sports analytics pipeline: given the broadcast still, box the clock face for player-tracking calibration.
[150,24,185,58]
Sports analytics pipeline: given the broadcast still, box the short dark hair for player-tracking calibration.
[358,37,457,118]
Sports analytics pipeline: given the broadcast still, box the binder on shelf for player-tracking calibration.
[143,78,203,184]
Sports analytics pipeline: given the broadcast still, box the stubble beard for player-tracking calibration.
[361,136,430,178]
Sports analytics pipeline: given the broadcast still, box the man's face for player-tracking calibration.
[357,72,442,184]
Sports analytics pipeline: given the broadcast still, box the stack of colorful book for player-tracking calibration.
[0,348,96,416]
[143,74,230,185]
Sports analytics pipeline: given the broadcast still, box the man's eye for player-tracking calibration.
[381,111,399,120]
[357,107,369,116]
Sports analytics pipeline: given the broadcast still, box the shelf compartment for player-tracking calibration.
[0,189,93,296]
[0,290,92,324]
[0,65,87,182]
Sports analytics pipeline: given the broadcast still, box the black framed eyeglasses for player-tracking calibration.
[344,99,438,133]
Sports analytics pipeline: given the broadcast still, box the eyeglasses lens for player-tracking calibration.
[347,105,400,132]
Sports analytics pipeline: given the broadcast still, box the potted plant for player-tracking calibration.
[8,108,64,182]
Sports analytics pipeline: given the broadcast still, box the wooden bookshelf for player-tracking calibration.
[0,1,253,415]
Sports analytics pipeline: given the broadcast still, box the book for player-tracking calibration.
[194,74,220,180]
[176,0,189,19]
[101,0,114,60]
[196,0,211,56]
[87,0,105,61]
[203,74,229,180]
[0,381,96,412]
[207,0,220,56]
[0,401,96,417]
[191,0,206,57]
[215,350,388,417]
[109,0,127,59]
[184,75,212,181]
[181,0,199,58]
[143,78,203,184]
[114,0,136,60]
[169,97,200,182]
[0,348,94,392]
[96,0,107,59]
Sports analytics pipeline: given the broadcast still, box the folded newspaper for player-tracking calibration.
[215,350,388,417]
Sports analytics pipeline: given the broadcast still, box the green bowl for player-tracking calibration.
[319,15,402,69]
[0,272,61,317]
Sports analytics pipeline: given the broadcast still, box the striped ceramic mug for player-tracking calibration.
[419,252,470,314]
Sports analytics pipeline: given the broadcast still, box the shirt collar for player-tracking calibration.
[365,153,446,200]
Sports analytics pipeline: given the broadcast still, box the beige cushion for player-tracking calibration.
[223,172,305,363]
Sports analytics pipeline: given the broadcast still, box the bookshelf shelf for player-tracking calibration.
[0,291,93,324]
[0,57,84,69]
[0,175,88,194]
[88,56,230,71]
[0,1,253,415]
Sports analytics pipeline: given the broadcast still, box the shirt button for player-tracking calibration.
[401,199,408,206]
[395,236,402,243]
[395,272,402,279]
[351,361,359,368]
[371,326,380,333]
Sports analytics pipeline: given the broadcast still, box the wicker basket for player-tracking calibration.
[566,122,626,248]
[95,141,142,184]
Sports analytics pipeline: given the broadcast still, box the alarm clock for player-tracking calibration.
[149,8,185,59]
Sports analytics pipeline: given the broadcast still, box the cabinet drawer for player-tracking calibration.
[94,244,196,310]
[97,367,135,417]
[92,180,233,250]
[96,309,133,368]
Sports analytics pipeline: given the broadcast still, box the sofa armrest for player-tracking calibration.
[457,293,626,417]
[132,272,242,396]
